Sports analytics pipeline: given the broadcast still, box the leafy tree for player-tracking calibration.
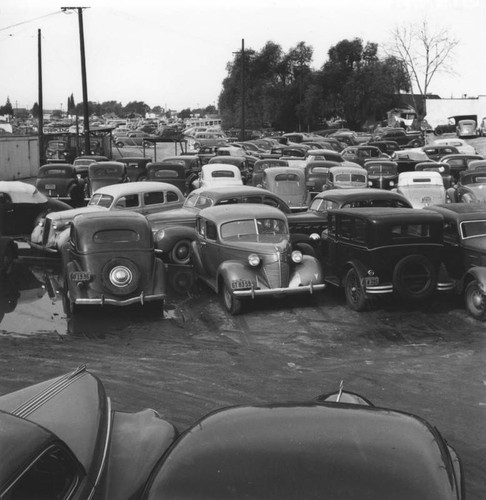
[178,108,192,120]
[31,102,39,118]
[0,97,14,117]
[389,20,458,126]
[67,94,76,114]
[123,100,150,117]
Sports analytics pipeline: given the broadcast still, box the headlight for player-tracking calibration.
[248,253,260,266]
[156,229,165,241]
[291,250,303,263]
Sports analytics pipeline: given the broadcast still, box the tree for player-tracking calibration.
[0,97,14,117]
[67,94,76,115]
[389,20,458,126]
[31,102,39,119]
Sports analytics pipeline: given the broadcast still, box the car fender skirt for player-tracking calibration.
[462,267,486,294]
[99,409,178,500]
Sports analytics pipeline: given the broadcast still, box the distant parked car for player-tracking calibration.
[86,161,128,197]
[192,163,243,189]
[431,138,477,155]
[114,131,154,147]
[317,207,446,310]
[422,144,460,162]
[305,148,344,164]
[415,162,453,189]
[425,203,486,320]
[262,167,309,211]
[61,211,166,311]
[305,161,332,198]
[35,163,86,206]
[30,182,185,255]
[191,204,325,314]
[371,127,424,148]
[441,153,485,183]
[323,165,368,191]
[395,171,446,208]
[146,162,190,195]
[446,169,486,203]
[363,160,399,190]
[367,140,401,156]
[161,154,202,187]
[341,145,388,166]
[250,158,288,187]
[116,156,151,181]
[208,155,251,183]
[456,119,477,138]
[391,148,431,173]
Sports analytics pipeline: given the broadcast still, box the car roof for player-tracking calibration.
[199,203,285,222]
[313,188,410,205]
[330,206,441,223]
[149,403,458,499]
[93,181,183,196]
[425,203,486,221]
[0,181,48,204]
[330,165,366,173]
[399,170,443,182]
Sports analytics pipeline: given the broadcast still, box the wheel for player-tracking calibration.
[101,258,141,295]
[393,255,436,301]
[464,281,486,320]
[169,239,192,265]
[222,282,242,315]
[344,268,368,311]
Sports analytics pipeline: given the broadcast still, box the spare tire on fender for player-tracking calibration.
[392,254,437,301]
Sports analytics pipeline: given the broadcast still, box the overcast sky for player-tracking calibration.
[1,0,485,112]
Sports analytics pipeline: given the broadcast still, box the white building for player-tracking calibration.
[425,95,486,128]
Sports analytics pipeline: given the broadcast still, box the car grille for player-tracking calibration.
[42,218,51,246]
[263,250,290,288]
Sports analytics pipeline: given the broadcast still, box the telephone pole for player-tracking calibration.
[61,7,90,153]
[233,39,246,141]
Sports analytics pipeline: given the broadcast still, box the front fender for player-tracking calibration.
[459,267,486,294]
[154,226,196,253]
[217,261,257,293]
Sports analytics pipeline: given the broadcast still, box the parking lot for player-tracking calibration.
[1,134,485,498]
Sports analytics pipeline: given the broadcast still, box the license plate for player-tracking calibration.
[362,276,379,287]
[232,279,254,290]
[70,271,91,282]
[45,184,56,190]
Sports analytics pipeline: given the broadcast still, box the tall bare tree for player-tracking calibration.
[389,20,458,127]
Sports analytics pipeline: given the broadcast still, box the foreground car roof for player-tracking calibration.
[93,181,183,196]
[0,181,48,204]
[146,402,460,500]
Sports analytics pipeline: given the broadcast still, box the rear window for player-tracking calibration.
[461,220,486,239]
[275,173,300,182]
[93,229,140,243]
[153,169,180,178]
[91,167,121,177]
[211,170,235,178]
[390,224,431,239]
[42,168,71,177]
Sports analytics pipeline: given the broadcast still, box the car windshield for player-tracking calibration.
[309,199,338,211]
[221,218,288,241]
[334,173,366,184]
[367,165,396,175]
[460,220,486,239]
[88,193,114,208]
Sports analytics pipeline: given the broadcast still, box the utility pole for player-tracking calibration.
[61,7,90,154]
[37,28,44,166]
[233,39,246,141]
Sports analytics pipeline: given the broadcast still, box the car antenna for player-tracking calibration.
[336,380,344,402]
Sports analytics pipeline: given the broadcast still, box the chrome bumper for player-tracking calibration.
[74,292,165,306]
[233,283,326,298]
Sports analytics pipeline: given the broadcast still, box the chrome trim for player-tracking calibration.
[13,365,87,418]
[87,397,112,500]
[74,293,165,306]
[233,283,326,297]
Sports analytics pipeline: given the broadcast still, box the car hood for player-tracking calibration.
[146,207,196,225]
[47,204,106,222]
[221,237,290,255]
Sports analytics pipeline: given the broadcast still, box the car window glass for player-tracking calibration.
[89,193,113,208]
[144,191,165,206]
[390,224,431,239]
[0,192,12,204]
[167,191,179,203]
[94,229,140,243]
[194,196,213,209]
[217,197,239,206]
[4,446,78,500]
[184,193,198,208]
[461,220,486,238]
[206,222,217,240]
[263,196,279,208]
[117,194,139,209]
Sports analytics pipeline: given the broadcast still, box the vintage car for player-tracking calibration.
[116,156,152,182]
[0,368,464,500]
[431,138,477,155]
[362,160,398,190]
[317,208,446,311]
[0,181,71,240]
[414,161,453,189]
[467,159,486,171]
[250,158,288,187]
[262,167,309,211]
[305,148,344,164]
[341,145,388,166]
[391,148,431,173]
[148,186,293,265]
[62,211,166,310]
[425,204,486,320]
[192,163,243,190]
[367,140,401,156]
[161,154,202,186]
[191,204,325,314]
[440,153,484,183]
[85,161,129,197]
[446,170,486,203]
[215,145,259,169]
[422,144,460,162]
[196,145,220,165]
[30,182,185,255]
[305,161,333,198]
[323,165,368,190]
[146,162,190,194]
[114,131,155,147]
[370,127,424,148]
[35,163,86,207]
[456,119,477,138]
[72,155,109,173]
[394,170,446,208]
[208,155,251,183]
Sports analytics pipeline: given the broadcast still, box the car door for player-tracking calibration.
[0,192,16,235]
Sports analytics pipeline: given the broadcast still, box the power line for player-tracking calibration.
[0,11,61,33]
